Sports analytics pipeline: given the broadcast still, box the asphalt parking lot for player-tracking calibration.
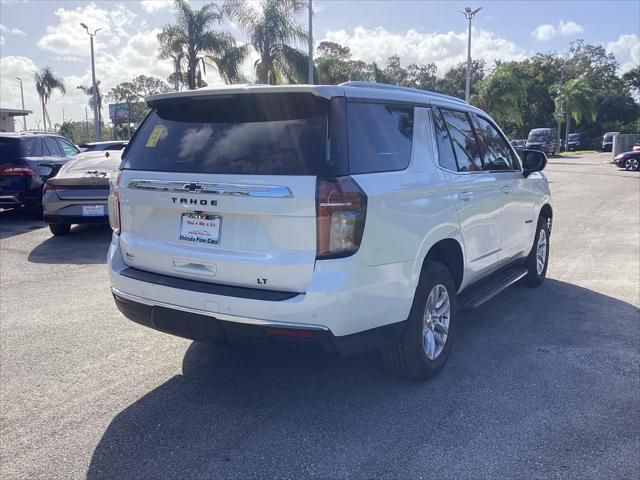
[1,152,638,479]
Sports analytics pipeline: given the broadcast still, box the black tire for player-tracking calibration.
[625,158,639,171]
[49,224,71,236]
[382,261,457,380]
[524,216,550,287]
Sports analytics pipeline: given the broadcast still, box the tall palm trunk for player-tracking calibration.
[41,98,47,131]
[565,110,571,152]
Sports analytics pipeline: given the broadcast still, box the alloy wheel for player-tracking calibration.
[422,284,450,360]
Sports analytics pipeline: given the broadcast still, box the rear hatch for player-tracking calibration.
[117,91,347,293]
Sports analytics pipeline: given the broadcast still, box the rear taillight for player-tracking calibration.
[316,177,367,259]
[42,181,62,194]
[0,164,36,176]
[108,170,122,233]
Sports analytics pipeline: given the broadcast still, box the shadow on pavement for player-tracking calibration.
[28,224,112,265]
[0,208,46,240]
[86,279,639,479]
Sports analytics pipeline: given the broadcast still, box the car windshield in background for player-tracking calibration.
[569,134,581,140]
[124,93,330,176]
[528,133,548,142]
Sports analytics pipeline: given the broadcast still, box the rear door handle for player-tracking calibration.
[458,191,474,202]
[501,184,513,194]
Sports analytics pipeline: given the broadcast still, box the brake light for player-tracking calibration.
[43,181,62,194]
[316,177,367,259]
[108,170,122,233]
[0,164,36,176]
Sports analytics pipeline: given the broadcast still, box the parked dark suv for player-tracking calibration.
[0,132,80,211]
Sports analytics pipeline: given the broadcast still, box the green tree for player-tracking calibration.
[472,63,526,128]
[131,75,171,98]
[225,0,309,84]
[33,66,66,131]
[622,65,640,99]
[158,0,247,90]
[77,81,104,127]
[557,78,597,143]
[438,59,485,99]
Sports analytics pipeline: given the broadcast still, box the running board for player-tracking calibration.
[457,265,528,311]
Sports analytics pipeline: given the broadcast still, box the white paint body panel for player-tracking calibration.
[109,84,552,337]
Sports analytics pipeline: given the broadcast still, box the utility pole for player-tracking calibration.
[85,106,90,142]
[16,77,27,130]
[459,7,482,102]
[80,23,102,141]
[308,0,314,84]
[556,61,564,155]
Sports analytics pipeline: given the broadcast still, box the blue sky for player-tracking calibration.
[0,0,638,128]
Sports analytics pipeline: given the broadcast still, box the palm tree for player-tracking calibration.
[556,78,597,146]
[77,81,103,127]
[472,64,526,127]
[224,0,309,85]
[33,67,66,131]
[158,0,247,90]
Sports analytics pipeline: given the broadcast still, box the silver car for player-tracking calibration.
[42,150,121,236]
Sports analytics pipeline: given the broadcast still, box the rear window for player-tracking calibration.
[0,138,20,162]
[347,102,414,174]
[0,138,42,162]
[123,93,336,176]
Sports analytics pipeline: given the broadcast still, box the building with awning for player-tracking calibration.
[0,108,32,132]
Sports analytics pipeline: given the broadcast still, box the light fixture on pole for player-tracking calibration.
[16,77,26,130]
[459,6,482,102]
[308,0,314,84]
[80,22,102,141]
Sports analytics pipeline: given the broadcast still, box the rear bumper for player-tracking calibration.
[112,288,406,356]
[108,234,415,340]
[44,213,109,225]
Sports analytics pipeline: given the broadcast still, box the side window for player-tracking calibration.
[474,116,520,171]
[440,109,483,171]
[57,138,79,157]
[43,137,63,157]
[347,102,414,174]
[431,108,457,171]
[19,138,43,157]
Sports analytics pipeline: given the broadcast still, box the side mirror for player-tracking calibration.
[522,149,547,177]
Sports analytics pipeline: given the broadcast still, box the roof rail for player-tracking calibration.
[339,81,468,105]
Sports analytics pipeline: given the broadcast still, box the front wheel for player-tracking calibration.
[382,261,457,380]
[625,158,639,171]
[524,217,550,287]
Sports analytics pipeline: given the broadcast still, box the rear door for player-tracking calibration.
[118,92,342,293]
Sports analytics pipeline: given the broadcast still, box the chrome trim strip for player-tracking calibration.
[111,287,329,332]
[127,179,293,198]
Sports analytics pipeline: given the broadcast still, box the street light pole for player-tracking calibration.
[308,0,314,84]
[80,23,102,141]
[459,7,482,102]
[16,77,26,130]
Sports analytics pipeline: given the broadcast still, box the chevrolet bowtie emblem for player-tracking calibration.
[183,183,203,192]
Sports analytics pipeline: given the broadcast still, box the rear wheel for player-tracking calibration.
[49,224,71,236]
[382,261,457,380]
[524,216,550,287]
[625,158,639,171]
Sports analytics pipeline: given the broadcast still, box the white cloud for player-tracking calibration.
[0,24,27,36]
[606,34,640,73]
[0,56,39,125]
[322,26,527,75]
[532,24,556,42]
[0,35,5,46]
[532,20,584,42]
[558,20,583,36]
[140,0,173,13]
[37,3,137,57]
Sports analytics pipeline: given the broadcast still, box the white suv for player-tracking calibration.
[108,82,552,380]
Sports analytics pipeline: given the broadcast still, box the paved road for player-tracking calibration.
[1,152,638,479]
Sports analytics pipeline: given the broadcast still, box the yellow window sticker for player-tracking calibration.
[145,125,166,147]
